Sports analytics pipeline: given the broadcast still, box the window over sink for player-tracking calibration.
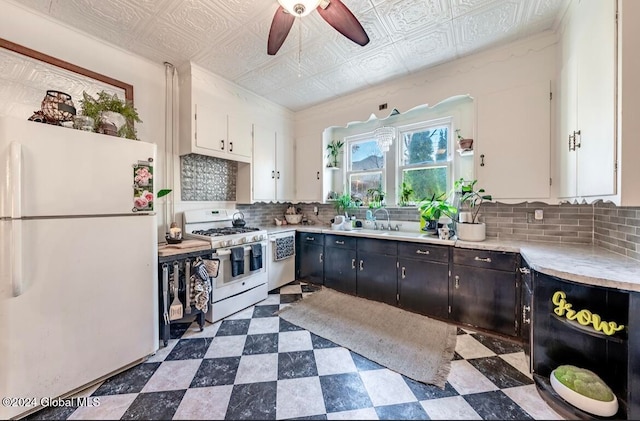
[328,95,474,208]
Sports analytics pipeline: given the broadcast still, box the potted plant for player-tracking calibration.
[455,129,473,151]
[326,139,344,168]
[418,193,458,235]
[399,181,414,206]
[455,178,492,241]
[333,192,354,216]
[79,90,142,140]
[366,187,385,209]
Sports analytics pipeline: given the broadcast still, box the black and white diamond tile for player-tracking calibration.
[29,281,563,420]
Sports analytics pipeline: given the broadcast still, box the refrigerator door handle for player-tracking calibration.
[9,142,23,218]
[10,219,24,297]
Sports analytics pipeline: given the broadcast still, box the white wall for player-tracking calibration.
[0,0,168,235]
[295,31,558,198]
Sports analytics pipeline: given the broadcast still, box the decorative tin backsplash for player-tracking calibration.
[181,154,237,201]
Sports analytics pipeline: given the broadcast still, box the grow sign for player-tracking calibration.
[552,291,625,336]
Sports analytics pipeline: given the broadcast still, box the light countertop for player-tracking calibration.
[287,225,640,293]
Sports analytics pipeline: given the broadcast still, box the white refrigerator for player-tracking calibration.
[0,116,159,419]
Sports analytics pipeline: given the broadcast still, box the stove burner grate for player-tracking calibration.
[191,227,260,237]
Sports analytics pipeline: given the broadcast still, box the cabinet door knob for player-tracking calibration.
[229,141,234,152]
[474,256,492,263]
[480,154,485,167]
[352,258,356,269]
[319,253,323,263]
[401,267,406,279]
[316,171,320,180]
[455,275,460,289]
[277,171,280,179]
[416,249,430,255]
[306,236,314,241]
[359,260,364,271]
[271,170,275,179]
[220,139,225,150]
[335,240,344,245]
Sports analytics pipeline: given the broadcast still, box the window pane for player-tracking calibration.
[403,167,447,202]
[350,139,384,171]
[401,127,449,166]
[350,172,382,202]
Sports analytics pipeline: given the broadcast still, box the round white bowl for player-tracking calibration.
[550,369,618,417]
[285,214,302,224]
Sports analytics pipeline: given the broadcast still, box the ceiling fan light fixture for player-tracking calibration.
[277,0,322,17]
[374,126,396,153]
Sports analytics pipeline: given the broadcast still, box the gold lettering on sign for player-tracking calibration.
[552,291,625,336]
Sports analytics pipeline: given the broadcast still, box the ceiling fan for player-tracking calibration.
[267,0,370,55]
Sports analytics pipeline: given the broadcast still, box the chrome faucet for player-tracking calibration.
[373,208,390,230]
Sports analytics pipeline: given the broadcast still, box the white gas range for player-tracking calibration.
[183,209,268,323]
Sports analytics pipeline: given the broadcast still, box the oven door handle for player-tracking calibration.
[215,249,232,257]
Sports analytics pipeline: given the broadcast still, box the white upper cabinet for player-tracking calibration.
[237,123,294,203]
[476,80,551,200]
[178,64,252,163]
[557,0,617,199]
[295,133,325,203]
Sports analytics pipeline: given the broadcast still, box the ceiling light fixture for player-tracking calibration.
[277,0,322,17]
[374,126,396,153]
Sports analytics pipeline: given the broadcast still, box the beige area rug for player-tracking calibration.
[276,287,457,388]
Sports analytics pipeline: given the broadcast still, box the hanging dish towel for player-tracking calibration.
[274,236,295,261]
[190,258,212,313]
[231,247,245,277]
[250,243,263,271]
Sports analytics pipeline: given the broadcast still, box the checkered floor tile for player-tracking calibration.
[26,281,564,420]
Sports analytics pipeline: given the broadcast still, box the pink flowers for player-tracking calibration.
[134,189,153,210]
[134,166,152,186]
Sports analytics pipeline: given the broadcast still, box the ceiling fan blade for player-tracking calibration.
[268,6,296,55]
[317,0,369,47]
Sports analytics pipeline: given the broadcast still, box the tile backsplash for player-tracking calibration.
[594,202,640,261]
[181,154,237,201]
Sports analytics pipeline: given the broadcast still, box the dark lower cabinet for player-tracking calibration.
[397,242,449,319]
[357,252,397,305]
[356,238,398,306]
[451,248,519,337]
[532,271,630,419]
[297,232,324,285]
[324,246,357,295]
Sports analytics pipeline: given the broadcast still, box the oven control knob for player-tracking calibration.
[238,237,246,244]
[253,235,262,242]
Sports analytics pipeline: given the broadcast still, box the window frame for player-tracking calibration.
[344,132,386,204]
[396,117,454,205]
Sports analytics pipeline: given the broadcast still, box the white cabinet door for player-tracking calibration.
[556,0,616,199]
[295,134,324,202]
[253,123,277,202]
[194,102,226,153]
[276,128,295,202]
[575,0,616,197]
[477,80,551,200]
[228,113,252,160]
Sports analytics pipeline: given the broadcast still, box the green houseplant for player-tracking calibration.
[326,139,344,168]
[454,178,492,241]
[79,90,142,140]
[418,193,457,234]
[333,192,354,216]
[399,181,414,206]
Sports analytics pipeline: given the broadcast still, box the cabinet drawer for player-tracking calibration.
[357,238,397,255]
[453,248,517,272]
[325,234,356,249]
[398,242,449,263]
[299,233,324,246]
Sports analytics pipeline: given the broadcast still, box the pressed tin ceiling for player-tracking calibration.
[14,0,568,111]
